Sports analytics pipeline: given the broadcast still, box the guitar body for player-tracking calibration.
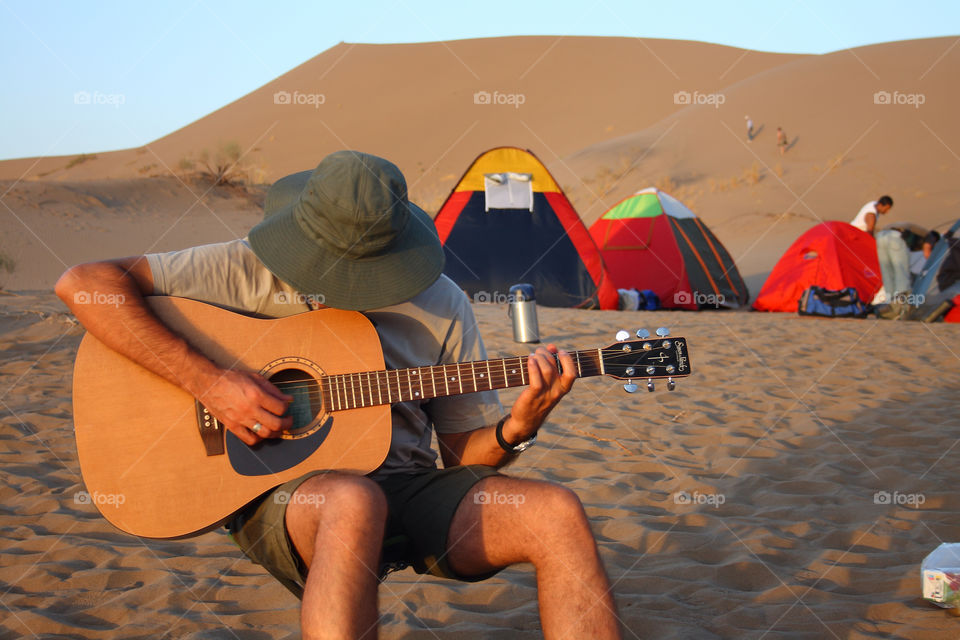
[72,297,390,539]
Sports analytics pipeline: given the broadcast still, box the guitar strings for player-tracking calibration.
[254,346,676,399]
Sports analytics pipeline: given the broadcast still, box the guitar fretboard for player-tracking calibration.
[322,350,604,412]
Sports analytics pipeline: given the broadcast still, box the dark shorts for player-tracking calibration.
[227,465,502,599]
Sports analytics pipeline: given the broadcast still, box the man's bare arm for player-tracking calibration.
[437,345,576,468]
[55,258,291,445]
[864,212,877,236]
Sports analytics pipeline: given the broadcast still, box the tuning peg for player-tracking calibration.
[667,378,676,391]
[636,328,650,339]
[623,381,638,393]
[615,329,630,342]
[656,327,670,337]
[647,379,655,392]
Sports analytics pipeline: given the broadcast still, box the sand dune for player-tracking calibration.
[0,37,799,191]
[3,36,958,294]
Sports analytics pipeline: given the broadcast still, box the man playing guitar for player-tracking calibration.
[57,150,622,639]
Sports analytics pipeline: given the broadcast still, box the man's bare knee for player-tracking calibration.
[296,474,386,522]
[526,484,592,546]
[286,475,385,534]
[542,484,588,522]
[448,478,600,574]
[286,475,387,568]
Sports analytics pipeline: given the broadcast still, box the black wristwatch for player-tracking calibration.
[495,414,537,453]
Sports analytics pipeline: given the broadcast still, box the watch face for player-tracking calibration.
[513,434,537,452]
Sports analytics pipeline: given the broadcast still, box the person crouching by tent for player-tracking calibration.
[910,230,941,279]
[852,196,919,319]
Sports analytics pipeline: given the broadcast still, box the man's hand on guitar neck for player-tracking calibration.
[437,344,576,468]
[502,344,577,444]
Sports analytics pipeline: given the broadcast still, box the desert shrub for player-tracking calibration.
[826,152,844,172]
[654,175,678,193]
[0,251,14,273]
[66,154,97,169]
[180,141,250,185]
[743,162,762,186]
[0,250,15,289]
[199,141,244,185]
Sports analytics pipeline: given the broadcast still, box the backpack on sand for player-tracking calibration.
[797,286,869,318]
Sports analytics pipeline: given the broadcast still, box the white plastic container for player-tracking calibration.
[922,543,960,608]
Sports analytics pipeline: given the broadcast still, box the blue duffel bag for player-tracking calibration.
[797,286,869,318]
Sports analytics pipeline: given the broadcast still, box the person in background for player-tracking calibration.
[745,115,754,141]
[850,195,894,236]
[923,230,941,260]
[855,196,911,318]
[911,230,941,278]
[776,127,788,155]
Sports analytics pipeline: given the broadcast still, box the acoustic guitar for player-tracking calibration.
[72,296,692,538]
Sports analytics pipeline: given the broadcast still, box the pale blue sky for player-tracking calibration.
[1,0,958,160]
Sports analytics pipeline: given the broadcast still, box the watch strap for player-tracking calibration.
[495,414,535,453]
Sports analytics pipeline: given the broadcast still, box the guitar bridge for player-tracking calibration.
[195,402,225,456]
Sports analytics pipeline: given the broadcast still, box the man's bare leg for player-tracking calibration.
[446,476,622,639]
[286,474,387,640]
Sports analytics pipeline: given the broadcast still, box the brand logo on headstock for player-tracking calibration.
[648,353,670,364]
[675,341,688,372]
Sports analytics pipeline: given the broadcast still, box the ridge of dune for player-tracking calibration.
[0,35,803,196]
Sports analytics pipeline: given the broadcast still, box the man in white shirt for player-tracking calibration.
[851,195,911,316]
[850,195,894,236]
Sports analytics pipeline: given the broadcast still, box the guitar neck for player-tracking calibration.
[322,349,604,412]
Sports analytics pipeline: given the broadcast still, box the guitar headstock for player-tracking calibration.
[601,328,691,392]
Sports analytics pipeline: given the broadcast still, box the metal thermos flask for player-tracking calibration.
[508,284,540,343]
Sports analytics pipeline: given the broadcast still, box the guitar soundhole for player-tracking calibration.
[270,369,317,430]
[259,357,327,439]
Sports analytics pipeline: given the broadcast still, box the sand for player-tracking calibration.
[2,33,960,639]
[2,291,959,638]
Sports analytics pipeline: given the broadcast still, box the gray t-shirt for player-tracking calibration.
[145,238,503,476]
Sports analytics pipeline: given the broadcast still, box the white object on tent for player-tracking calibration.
[617,288,641,311]
[484,173,533,211]
[632,187,696,219]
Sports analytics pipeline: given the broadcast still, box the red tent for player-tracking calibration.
[945,298,960,323]
[753,221,882,312]
[589,188,749,309]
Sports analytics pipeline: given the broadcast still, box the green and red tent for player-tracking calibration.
[589,188,749,309]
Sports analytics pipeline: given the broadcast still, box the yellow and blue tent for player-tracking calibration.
[433,147,618,309]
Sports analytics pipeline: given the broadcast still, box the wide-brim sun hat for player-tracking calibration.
[248,150,444,311]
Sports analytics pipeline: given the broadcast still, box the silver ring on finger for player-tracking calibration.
[251,422,263,434]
